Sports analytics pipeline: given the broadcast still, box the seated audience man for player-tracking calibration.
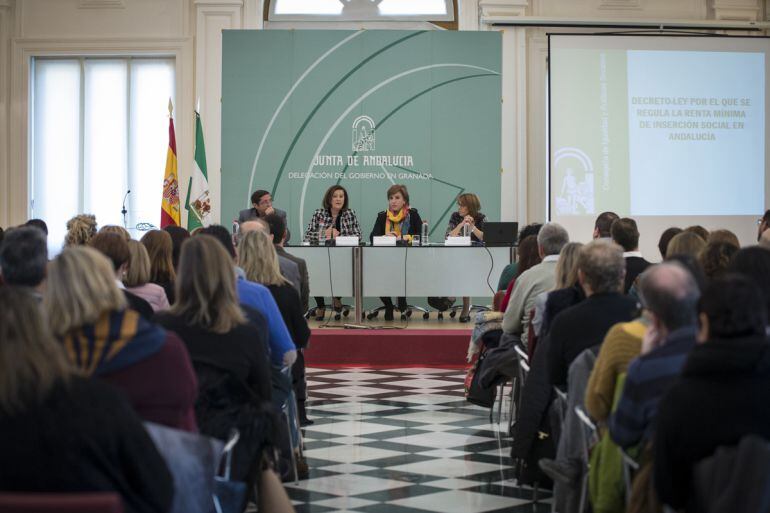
[90,232,154,320]
[0,226,47,295]
[266,213,309,312]
[497,223,543,291]
[654,274,770,512]
[610,217,651,293]
[657,227,683,260]
[609,262,699,450]
[0,287,173,513]
[757,209,770,241]
[547,240,638,387]
[198,225,297,368]
[45,246,198,432]
[593,211,619,240]
[502,222,569,348]
[240,219,301,298]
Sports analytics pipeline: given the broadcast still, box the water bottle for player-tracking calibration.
[318,221,326,245]
[462,222,472,238]
[421,220,429,246]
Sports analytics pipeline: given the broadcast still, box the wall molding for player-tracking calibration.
[78,0,126,10]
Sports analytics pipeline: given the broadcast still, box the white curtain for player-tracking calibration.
[31,57,175,254]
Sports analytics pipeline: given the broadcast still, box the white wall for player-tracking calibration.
[0,0,767,248]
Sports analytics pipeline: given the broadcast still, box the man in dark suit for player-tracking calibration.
[238,189,290,242]
[547,240,639,387]
[265,213,309,313]
[611,217,652,293]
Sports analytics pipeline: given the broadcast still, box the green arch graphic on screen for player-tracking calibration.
[222,30,502,239]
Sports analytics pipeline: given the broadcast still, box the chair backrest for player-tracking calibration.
[513,344,530,378]
[0,492,123,513]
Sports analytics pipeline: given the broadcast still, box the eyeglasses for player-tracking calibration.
[258,197,272,206]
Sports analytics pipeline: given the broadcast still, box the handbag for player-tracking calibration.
[465,350,496,408]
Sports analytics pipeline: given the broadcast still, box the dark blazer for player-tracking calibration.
[275,246,309,312]
[547,292,639,387]
[654,335,770,511]
[541,284,586,338]
[267,283,311,350]
[0,377,173,513]
[624,255,652,293]
[238,207,290,242]
[370,208,423,243]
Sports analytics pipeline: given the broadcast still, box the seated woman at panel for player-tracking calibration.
[370,184,424,321]
[154,235,274,485]
[44,246,198,432]
[0,286,174,513]
[445,193,486,322]
[304,185,362,320]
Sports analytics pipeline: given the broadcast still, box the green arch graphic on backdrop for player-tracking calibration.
[222,30,502,239]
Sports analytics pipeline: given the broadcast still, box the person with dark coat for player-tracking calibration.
[654,274,770,512]
[610,217,651,293]
[45,246,198,432]
[369,184,423,320]
[0,286,173,513]
[547,240,639,387]
[266,213,310,313]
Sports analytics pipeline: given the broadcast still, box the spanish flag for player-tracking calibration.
[161,99,180,228]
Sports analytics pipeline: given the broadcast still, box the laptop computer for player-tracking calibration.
[483,222,519,246]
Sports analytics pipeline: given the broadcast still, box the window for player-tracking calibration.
[269,0,454,21]
[31,57,175,253]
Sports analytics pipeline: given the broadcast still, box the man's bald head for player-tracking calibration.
[238,219,270,244]
[638,262,700,331]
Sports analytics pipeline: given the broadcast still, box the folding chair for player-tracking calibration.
[280,366,303,485]
[574,405,598,513]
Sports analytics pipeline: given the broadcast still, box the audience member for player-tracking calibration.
[141,230,177,303]
[654,274,770,512]
[266,213,309,312]
[90,232,154,319]
[64,214,97,247]
[593,211,619,240]
[497,223,543,291]
[154,235,274,485]
[24,218,48,236]
[728,246,770,323]
[547,240,638,387]
[198,225,297,368]
[666,231,706,259]
[707,228,740,248]
[239,189,290,243]
[502,223,569,348]
[610,217,651,293]
[666,253,707,293]
[699,241,739,281]
[535,241,584,340]
[609,262,699,449]
[499,234,542,313]
[163,225,190,271]
[0,286,173,513]
[684,225,709,241]
[658,227,683,260]
[45,246,198,432]
[759,229,770,249]
[240,220,301,298]
[0,226,47,292]
[758,209,770,241]
[239,230,312,425]
[99,225,131,241]
[124,240,170,312]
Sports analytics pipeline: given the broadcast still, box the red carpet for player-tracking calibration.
[304,328,472,367]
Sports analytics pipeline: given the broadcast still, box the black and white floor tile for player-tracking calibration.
[286,367,552,513]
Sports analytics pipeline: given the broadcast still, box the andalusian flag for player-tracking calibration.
[160,99,180,228]
[186,110,211,231]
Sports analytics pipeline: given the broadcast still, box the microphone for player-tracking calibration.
[121,190,131,228]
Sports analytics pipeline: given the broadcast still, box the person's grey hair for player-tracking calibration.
[578,240,625,294]
[237,219,269,244]
[537,223,569,256]
[0,227,48,287]
[638,262,700,331]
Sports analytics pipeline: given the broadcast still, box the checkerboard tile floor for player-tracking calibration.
[286,367,552,513]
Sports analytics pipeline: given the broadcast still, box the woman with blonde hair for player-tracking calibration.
[124,239,170,312]
[666,231,707,259]
[155,234,273,484]
[0,286,174,512]
[238,230,312,424]
[45,246,198,432]
[539,241,586,340]
[140,229,176,303]
[64,213,97,247]
[99,224,131,241]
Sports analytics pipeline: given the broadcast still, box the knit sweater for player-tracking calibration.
[584,320,645,422]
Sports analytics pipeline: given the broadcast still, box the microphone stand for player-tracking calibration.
[121,189,131,229]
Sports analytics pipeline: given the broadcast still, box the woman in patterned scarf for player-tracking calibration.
[370,184,424,321]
